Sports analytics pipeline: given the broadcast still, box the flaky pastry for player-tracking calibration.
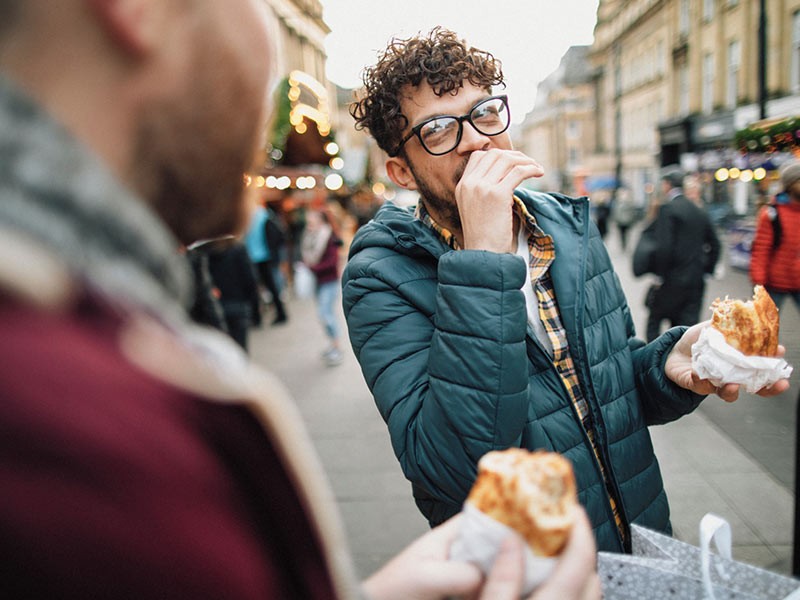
[466,449,577,557]
[710,285,779,356]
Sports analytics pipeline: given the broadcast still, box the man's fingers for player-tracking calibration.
[462,149,543,185]
[756,379,790,397]
[424,514,463,546]
[716,383,740,402]
[419,561,484,598]
[530,508,599,599]
[480,536,525,600]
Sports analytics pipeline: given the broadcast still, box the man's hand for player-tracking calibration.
[457,149,543,254]
[362,508,601,600]
[361,516,482,600]
[476,506,600,600]
[665,321,790,402]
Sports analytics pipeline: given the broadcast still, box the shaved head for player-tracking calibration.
[0,0,277,244]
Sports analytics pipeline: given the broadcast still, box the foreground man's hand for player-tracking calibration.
[362,507,600,600]
[474,506,600,600]
[665,322,790,402]
[457,149,544,254]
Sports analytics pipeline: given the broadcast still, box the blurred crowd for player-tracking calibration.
[186,186,381,362]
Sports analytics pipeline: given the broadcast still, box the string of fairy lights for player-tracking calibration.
[246,69,344,193]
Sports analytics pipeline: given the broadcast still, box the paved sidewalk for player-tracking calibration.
[250,225,796,580]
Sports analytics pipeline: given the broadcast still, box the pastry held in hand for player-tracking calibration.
[467,448,577,556]
[449,449,578,595]
[692,286,792,393]
[710,285,779,356]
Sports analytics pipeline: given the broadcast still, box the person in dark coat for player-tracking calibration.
[206,237,262,351]
[186,245,228,333]
[646,166,721,342]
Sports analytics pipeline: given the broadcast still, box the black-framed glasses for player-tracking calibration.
[391,95,510,157]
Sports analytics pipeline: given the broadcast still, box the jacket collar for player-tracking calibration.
[352,189,588,259]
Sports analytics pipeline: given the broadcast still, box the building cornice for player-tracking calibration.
[265,0,331,50]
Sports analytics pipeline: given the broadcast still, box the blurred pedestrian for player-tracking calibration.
[593,197,611,240]
[646,166,720,341]
[302,209,344,366]
[683,173,704,207]
[264,205,289,299]
[612,187,638,251]
[244,202,288,324]
[186,244,229,333]
[0,3,602,598]
[206,237,262,351]
[750,160,800,311]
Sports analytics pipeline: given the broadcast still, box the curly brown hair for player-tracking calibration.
[350,27,504,157]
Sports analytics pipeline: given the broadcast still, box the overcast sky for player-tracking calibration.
[321,0,600,123]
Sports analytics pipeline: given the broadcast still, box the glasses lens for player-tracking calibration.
[471,97,509,136]
[418,117,460,155]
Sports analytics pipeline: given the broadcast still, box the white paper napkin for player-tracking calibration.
[449,502,557,596]
[691,327,792,393]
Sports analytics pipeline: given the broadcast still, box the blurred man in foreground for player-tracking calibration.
[0,1,598,598]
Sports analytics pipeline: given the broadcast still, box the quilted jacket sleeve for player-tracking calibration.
[342,248,529,506]
[629,326,705,425]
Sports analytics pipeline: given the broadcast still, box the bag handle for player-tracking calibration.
[700,513,732,600]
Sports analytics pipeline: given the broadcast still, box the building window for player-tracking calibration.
[702,52,714,114]
[678,63,690,116]
[792,11,800,92]
[727,40,740,108]
[568,147,580,165]
[703,0,714,22]
[679,0,690,36]
[567,120,581,139]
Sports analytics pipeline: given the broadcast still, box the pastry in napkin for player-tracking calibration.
[466,448,578,557]
[710,285,779,357]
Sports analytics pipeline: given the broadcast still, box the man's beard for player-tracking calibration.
[133,109,253,245]
[406,155,469,233]
[131,31,265,245]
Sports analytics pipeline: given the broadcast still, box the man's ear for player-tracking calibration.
[85,0,159,57]
[386,156,418,191]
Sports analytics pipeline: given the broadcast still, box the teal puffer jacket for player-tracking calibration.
[342,189,704,552]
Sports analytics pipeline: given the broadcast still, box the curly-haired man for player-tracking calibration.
[342,28,788,553]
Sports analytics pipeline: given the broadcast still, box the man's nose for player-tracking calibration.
[455,122,491,154]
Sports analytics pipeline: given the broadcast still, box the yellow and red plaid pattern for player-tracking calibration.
[417,198,628,544]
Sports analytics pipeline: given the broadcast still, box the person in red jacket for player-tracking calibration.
[750,161,800,310]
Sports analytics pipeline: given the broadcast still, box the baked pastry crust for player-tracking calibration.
[710,285,779,356]
[466,449,577,557]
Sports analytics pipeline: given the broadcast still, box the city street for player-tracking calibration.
[250,221,799,581]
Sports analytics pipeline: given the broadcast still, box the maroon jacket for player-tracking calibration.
[0,74,359,599]
[308,235,341,286]
[0,286,355,599]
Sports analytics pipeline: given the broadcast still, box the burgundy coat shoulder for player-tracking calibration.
[0,277,358,598]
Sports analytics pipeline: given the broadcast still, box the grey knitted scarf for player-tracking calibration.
[0,73,191,320]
